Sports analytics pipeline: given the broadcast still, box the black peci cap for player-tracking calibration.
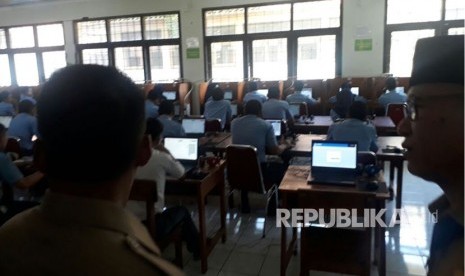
[410,35,464,87]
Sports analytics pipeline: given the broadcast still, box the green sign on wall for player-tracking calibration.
[186,48,200,59]
[355,39,373,51]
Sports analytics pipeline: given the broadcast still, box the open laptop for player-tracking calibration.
[164,137,199,172]
[182,118,206,137]
[0,116,12,128]
[231,104,238,117]
[256,89,268,97]
[289,104,300,118]
[308,140,358,186]
[163,91,177,101]
[224,90,233,100]
[301,88,313,99]
[395,86,405,94]
[266,119,282,137]
[339,87,359,96]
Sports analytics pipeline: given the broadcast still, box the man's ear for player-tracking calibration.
[33,139,47,173]
[135,135,152,167]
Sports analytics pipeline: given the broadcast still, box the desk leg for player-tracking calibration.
[197,189,208,273]
[395,161,404,210]
[220,178,227,243]
[281,226,287,276]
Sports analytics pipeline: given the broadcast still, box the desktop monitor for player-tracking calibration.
[164,137,198,161]
[301,88,313,99]
[163,91,177,100]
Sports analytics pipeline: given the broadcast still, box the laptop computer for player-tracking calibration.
[308,140,358,186]
[0,116,12,128]
[163,91,177,101]
[231,104,238,117]
[256,89,268,97]
[289,104,300,118]
[339,87,359,96]
[224,90,233,100]
[266,119,282,137]
[164,137,199,172]
[182,118,205,137]
[395,86,405,93]
[301,88,313,99]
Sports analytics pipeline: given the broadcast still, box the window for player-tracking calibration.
[0,22,65,86]
[75,12,182,83]
[204,1,341,81]
[385,0,464,76]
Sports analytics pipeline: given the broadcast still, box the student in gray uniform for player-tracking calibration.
[378,77,407,112]
[157,100,186,138]
[204,87,232,129]
[243,81,267,104]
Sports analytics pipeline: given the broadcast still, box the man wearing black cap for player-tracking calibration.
[398,35,464,275]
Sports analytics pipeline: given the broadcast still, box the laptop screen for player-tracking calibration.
[312,141,357,169]
[256,89,268,97]
[301,88,313,99]
[182,118,205,134]
[231,104,238,116]
[224,90,233,100]
[339,87,359,96]
[163,91,177,100]
[266,120,282,136]
[395,86,405,93]
[164,137,198,161]
[0,116,12,128]
[289,104,300,117]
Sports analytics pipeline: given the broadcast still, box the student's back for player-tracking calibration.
[7,100,38,154]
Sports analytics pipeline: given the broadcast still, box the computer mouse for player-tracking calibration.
[366,180,379,191]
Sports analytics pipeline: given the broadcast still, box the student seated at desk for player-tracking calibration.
[231,100,290,214]
[130,118,200,260]
[145,84,165,119]
[157,100,185,138]
[262,86,293,124]
[204,87,232,130]
[7,100,39,156]
[0,91,15,116]
[285,80,317,107]
[327,101,378,152]
[243,81,267,104]
[378,77,407,112]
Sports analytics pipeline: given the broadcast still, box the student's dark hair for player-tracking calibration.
[294,81,304,92]
[38,64,145,183]
[349,101,368,121]
[0,91,9,102]
[245,100,262,116]
[340,81,352,90]
[385,77,397,91]
[246,81,258,93]
[147,84,164,101]
[334,89,354,118]
[158,100,174,115]
[18,99,35,114]
[267,86,280,99]
[145,118,164,141]
[212,87,224,101]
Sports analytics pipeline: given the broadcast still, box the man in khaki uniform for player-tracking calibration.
[398,35,463,275]
[0,65,184,275]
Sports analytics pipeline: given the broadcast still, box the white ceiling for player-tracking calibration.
[0,0,65,7]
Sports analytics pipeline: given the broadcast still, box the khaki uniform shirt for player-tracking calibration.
[0,191,184,275]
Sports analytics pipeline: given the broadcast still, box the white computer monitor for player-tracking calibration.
[301,88,313,99]
[395,86,405,94]
[266,120,282,136]
[163,91,177,100]
[256,89,268,97]
[182,118,206,134]
[224,90,233,100]
[231,104,238,116]
[164,137,198,161]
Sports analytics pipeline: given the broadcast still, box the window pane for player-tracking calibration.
[248,4,291,34]
[37,24,64,47]
[110,17,142,42]
[389,30,435,77]
[114,46,144,82]
[77,20,107,44]
[0,29,6,49]
[149,45,180,81]
[14,53,39,86]
[42,51,66,79]
[446,0,465,20]
[205,8,245,36]
[211,41,243,81]
[448,27,465,35]
[294,0,340,30]
[9,26,34,48]
[387,0,441,24]
[0,55,11,86]
[252,38,287,80]
[144,14,179,39]
[297,35,336,79]
[82,48,109,65]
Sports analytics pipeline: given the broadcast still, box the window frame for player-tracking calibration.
[74,11,183,83]
[203,1,342,81]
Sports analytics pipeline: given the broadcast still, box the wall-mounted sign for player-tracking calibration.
[355,39,373,51]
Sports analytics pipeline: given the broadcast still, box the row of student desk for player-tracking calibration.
[292,116,396,135]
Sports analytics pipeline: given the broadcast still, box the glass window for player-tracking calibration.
[14,53,39,86]
[77,20,107,44]
[448,27,465,35]
[42,51,66,79]
[9,26,35,48]
[82,48,109,65]
[0,55,11,86]
[252,38,287,80]
[205,8,245,36]
[293,0,340,30]
[114,46,144,82]
[144,14,179,39]
[389,29,435,77]
[387,0,441,24]
[210,41,243,81]
[149,45,180,81]
[0,29,6,49]
[37,24,64,47]
[297,35,336,79]
[445,0,465,20]
[110,17,142,42]
[247,4,291,34]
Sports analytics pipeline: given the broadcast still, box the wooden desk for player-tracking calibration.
[279,166,390,276]
[292,116,396,135]
[199,133,231,155]
[165,161,227,273]
[289,134,326,157]
[376,136,406,209]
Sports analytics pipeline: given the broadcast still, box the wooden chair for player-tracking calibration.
[386,103,407,127]
[205,118,222,132]
[128,179,183,268]
[298,189,375,276]
[226,145,278,238]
